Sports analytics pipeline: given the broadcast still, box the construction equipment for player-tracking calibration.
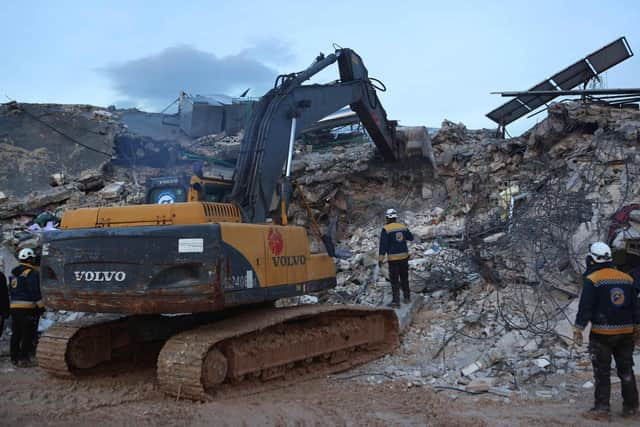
[37,48,403,400]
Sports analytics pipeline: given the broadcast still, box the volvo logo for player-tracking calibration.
[272,255,306,267]
[73,271,127,282]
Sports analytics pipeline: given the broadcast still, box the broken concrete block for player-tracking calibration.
[0,191,6,203]
[299,295,318,304]
[461,349,503,376]
[49,173,66,187]
[465,377,495,393]
[483,232,505,243]
[1,186,74,219]
[534,358,551,369]
[76,169,104,191]
[523,339,539,352]
[629,209,640,223]
[92,110,114,121]
[413,221,465,240]
[430,207,445,217]
[421,183,433,200]
[99,182,125,200]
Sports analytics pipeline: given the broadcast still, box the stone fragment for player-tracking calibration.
[483,232,505,243]
[461,349,503,377]
[421,183,433,200]
[534,358,550,369]
[99,182,125,200]
[49,173,66,187]
[76,169,104,191]
[465,377,495,393]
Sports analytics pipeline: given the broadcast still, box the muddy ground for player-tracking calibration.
[1,343,638,426]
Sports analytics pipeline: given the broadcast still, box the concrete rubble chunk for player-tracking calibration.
[465,377,496,393]
[76,169,105,191]
[49,173,66,187]
[461,349,504,377]
[534,358,551,369]
[413,221,465,240]
[99,182,125,200]
[0,186,74,219]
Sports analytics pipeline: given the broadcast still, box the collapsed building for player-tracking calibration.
[1,86,639,400]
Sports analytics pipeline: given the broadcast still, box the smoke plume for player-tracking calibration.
[103,40,293,110]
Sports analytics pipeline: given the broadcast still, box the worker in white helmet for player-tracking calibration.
[9,248,45,367]
[378,208,414,308]
[574,242,639,420]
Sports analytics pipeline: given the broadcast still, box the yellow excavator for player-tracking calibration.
[37,48,405,400]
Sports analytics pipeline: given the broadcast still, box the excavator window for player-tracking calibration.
[202,183,229,203]
[147,186,187,204]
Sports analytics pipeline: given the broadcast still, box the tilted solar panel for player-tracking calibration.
[487,37,633,126]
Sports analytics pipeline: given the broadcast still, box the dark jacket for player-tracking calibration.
[378,222,414,262]
[9,263,44,310]
[0,271,9,317]
[575,262,639,335]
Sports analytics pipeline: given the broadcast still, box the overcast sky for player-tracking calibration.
[1,0,639,135]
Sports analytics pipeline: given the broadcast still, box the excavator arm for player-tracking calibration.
[231,48,401,223]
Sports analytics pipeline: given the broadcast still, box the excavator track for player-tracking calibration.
[37,315,129,377]
[157,305,399,400]
[37,314,198,377]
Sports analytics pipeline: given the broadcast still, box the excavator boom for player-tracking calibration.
[231,48,401,223]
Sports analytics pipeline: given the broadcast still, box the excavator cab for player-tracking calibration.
[145,175,233,204]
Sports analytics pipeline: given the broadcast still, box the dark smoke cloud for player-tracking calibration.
[103,40,293,110]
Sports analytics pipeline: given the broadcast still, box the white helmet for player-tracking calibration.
[385,208,397,220]
[589,242,612,264]
[18,248,36,261]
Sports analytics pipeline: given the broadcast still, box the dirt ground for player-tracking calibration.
[1,352,638,427]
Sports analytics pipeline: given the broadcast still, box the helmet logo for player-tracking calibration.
[610,287,625,307]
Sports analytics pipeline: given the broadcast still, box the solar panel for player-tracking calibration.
[588,37,633,73]
[552,61,595,90]
[487,37,633,126]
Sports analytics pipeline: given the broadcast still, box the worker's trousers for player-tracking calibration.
[10,308,38,364]
[388,259,410,303]
[589,333,638,411]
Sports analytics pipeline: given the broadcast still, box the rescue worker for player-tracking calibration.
[574,242,640,419]
[9,248,45,367]
[378,208,414,308]
[0,263,9,339]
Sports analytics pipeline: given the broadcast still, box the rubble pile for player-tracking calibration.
[190,133,242,162]
[2,99,640,402]
[332,102,640,401]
